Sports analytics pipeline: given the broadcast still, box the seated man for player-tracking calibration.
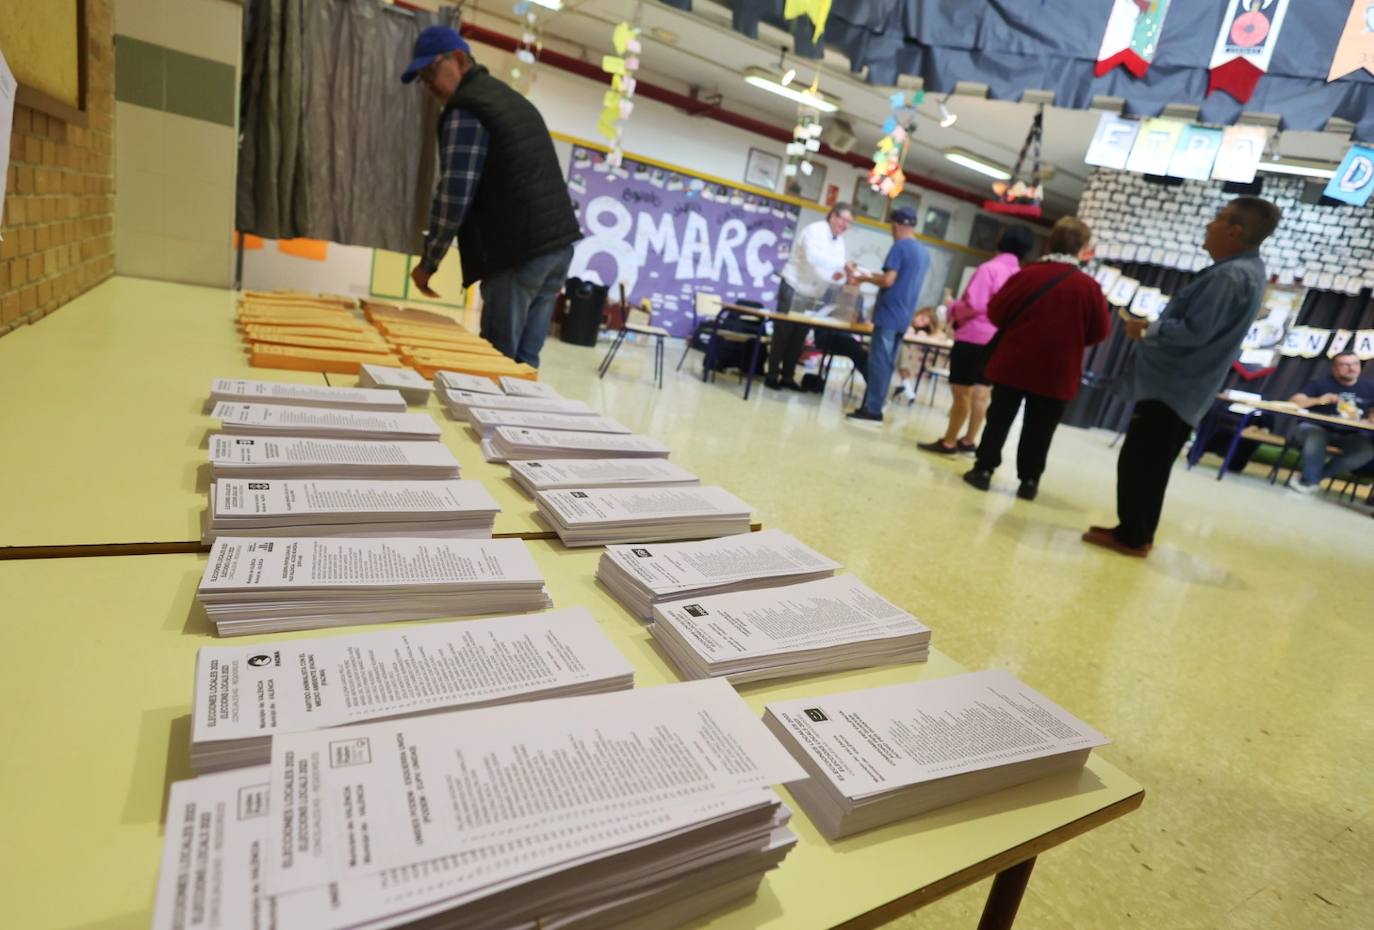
[1288,351,1374,494]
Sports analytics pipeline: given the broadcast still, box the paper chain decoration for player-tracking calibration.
[985,106,1045,218]
[784,82,825,189]
[868,90,923,198]
[598,22,641,168]
[510,1,544,93]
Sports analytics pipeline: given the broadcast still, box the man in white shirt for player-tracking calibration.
[766,203,854,390]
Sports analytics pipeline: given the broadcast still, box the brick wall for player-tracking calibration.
[0,0,116,337]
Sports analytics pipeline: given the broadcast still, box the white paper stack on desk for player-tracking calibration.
[154,680,804,930]
[205,478,500,540]
[357,362,436,405]
[197,536,550,635]
[208,434,460,479]
[509,457,700,496]
[210,401,442,440]
[651,574,929,683]
[469,407,631,438]
[189,606,634,772]
[500,375,562,398]
[484,426,671,462]
[440,387,596,419]
[436,369,504,394]
[597,528,838,620]
[535,486,752,546]
[209,377,406,411]
[763,669,1109,839]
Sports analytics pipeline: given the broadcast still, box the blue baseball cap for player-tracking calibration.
[891,206,919,226]
[401,26,471,84]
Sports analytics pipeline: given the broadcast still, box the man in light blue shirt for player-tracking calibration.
[1084,196,1280,557]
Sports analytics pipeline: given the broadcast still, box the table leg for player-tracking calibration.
[1216,411,1256,480]
[975,856,1036,930]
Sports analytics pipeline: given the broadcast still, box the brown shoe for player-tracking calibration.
[1081,526,1151,558]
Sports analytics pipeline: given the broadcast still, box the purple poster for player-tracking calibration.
[566,145,801,337]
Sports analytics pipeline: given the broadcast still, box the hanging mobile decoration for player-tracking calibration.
[868,89,924,198]
[509,1,544,95]
[783,0,833,41]
[1207,0,1291,103]
[598,21,641,168]
[985,106,1045,218]
[783,79,825,194]
[1095,0,1174,78]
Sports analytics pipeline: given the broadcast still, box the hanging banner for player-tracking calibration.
[1329,0,1374,81]
[1207,0,1292,103]
[1324,144,1374,206]
[1167,125,1224,180]
[1211,125,1268,182]
[784,0,832,41]
[1354,330,1374,360]
[1327,330,1354,357]
[1125,118,1185,175]
[1096,0,1174,78]
[1279,326,1332,358]
[565,145,801,337]
[1084,113,1141,169]
[1106,275,1141,307]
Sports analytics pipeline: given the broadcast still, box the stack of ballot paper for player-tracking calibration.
[197,537,550,635]
[436,369,503,394]
[484,426,671,462]
[500,375,562,398]
[509,457,699,496]
[154,680,804,930]
[205,478,501,540]
[439,387,596,420]
[403,345,536,380]
[356,363,436,405]
[763,670,1110,838]
[651,574,930,683]
[209,377,406,411]
[208,435,460,479]
[468,408,631,438]
[535,486,752,546]
[596,528,837,620]
[189,607,634,772]
[210,401,442,441]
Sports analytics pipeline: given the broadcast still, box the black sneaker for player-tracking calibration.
[962,468,992,491]
[782,379,805,391]
[957,441,978,454]
[1017,480,1039,501]
[916,439,959,455]
[846,409,883,423]
[764,377,783,390]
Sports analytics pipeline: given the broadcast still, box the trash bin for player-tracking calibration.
[561,278,607,347]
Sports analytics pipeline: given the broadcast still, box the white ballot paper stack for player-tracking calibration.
[509,457,700,497]
[484,426,671,463]
[153,680,805,930]
[435,369,504,394]
[651,574,930,683]
[357,363,436,405]
[189,607,634,772]
[597,529,839,620]
[209,377,407,411]
[208,435,460,479]
[197,537,550,635]
[763,670,1110,838]
[440,387,596,420]
[536,486,753,547]
[211,401,442,441]
[205,478,501,540]
[469,408,632,439]
[500,375,563,398]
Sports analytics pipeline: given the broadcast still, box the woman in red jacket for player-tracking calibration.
[962,217,1110,501]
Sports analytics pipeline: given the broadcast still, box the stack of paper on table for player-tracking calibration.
[468,408,631,438]
[501,375,562,398]
[355,363,436,405]
[154,680,803,930]
[189,607,633,772]
[484,426,670,462]
[597,528,837,620]
[535,486,752,547]
[651,574,929,683]
[250,341,402,374]
[403,346,536,380]
[436,369,503,394]
[393,334,504,355]
[210,401,442,440]
[763,669,1110,838]
[440,387,595,419]
[205,478,500,540]
[208,435,460,479]
[209,377,406,411]
[509,457,699,497]
[197,536,550,635]
[241,326,391,353]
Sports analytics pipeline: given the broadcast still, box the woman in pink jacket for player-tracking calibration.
[917,226,1034,454]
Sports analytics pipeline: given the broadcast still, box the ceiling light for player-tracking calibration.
[527,0,562,9]
[1255,159,1337,180]
[943,148,1011,181]
[781,67,796,87]
[743,67,839,112]
[775,47,796,87]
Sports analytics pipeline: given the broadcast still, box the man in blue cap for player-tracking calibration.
[844,205,930,423]
[402,26,580,368]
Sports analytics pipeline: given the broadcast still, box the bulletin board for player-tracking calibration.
[0,0,86,123]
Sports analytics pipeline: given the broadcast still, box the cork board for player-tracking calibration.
[0,0,83,116]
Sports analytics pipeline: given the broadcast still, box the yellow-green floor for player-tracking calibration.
[543,335,1374,930]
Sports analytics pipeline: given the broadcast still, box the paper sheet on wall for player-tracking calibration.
[0,49,16,237]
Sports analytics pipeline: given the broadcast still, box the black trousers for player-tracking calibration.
[814,328,868,373]
[766,281,807,381]
[1115,399,1193,548]
[975,385,1068,482]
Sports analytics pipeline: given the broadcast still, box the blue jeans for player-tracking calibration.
[1297,422,1374,485]
[860,326,904,415]
[478,245,575,368]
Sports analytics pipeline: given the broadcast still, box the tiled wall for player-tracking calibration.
[113,0,241,287]
[0,0,117,336]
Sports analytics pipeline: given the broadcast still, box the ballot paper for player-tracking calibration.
[598,529,838,619]
[487,426,671,461]
[763,669,1108,837]
[208,435,460,479]
[436,370,504,394]
[651,574,930,683]
[500,376,562,398]
[535,486,752,546]
[211,401,442,440]
[209,377,407,411]
[357,363,436,405]
[190,607,634,771]
[264,678,806,894]
[206,478,500,540]
[509,458,699,496]
[439,388,596,419]
[468,407,631,438]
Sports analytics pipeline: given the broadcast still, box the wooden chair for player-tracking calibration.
[597,286,670,388]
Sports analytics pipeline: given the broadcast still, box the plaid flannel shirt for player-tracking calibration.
[420,108,489,274]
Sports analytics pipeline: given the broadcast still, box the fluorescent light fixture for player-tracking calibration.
[527,0,562,9]
[743,67,839,112]
[1255,159,1337,180]
[781,67,796,87]
[944,148,1011,181]
[938,101,957,128]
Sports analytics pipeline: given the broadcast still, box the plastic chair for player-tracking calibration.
[597,286,670,388]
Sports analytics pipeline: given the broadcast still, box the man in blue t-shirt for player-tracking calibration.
[845,206,931,422]
[1288,351,1374,493]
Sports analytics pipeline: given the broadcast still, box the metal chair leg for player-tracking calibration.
[597,329,627,378]
[654,336,664,388]
[1216,411,1255,481]
[743,338,762,400]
